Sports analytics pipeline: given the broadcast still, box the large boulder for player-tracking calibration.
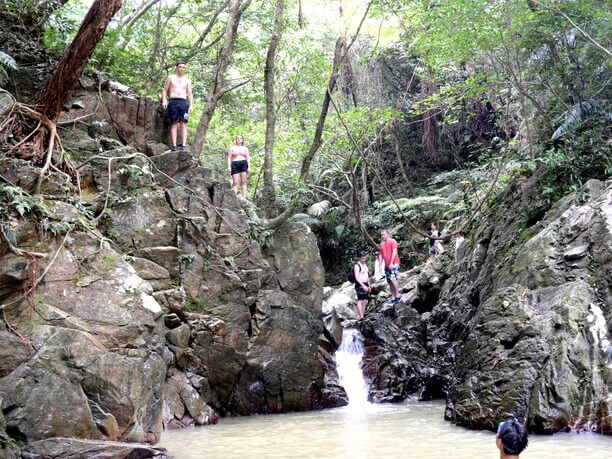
[59,77,166,149]
[0,230,166,445]
[84,151,340,423]
[433,178,612,434]
[21,438,169,459]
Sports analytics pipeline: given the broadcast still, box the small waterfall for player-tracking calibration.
[335,328,369,407]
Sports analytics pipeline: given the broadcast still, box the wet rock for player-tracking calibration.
[563,244,589,261]
[21,438,169,459]
[434,178,612,434]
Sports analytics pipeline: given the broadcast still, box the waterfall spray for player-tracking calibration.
[335,328,369,407]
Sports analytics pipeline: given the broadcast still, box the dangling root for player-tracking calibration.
[0,101,80,195]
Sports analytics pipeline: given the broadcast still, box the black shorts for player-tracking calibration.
[231,160,248,175]
[167,98,189,123]
[356,283,369,301]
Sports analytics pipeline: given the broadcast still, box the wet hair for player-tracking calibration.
[176,61,186,66]
[498,420,528,456]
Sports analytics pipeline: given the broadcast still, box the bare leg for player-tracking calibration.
[357,300,367,319]
[240,171,248,199]
[232,174,239,195]
[391,279,399,300]
[169,122,178,147]
[179,122,187,146]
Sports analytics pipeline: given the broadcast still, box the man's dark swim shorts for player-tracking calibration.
[355,283,369,301]
[167,98,189,123]
[231,160,249,175]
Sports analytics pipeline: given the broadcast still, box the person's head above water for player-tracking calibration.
[496,419,528,457]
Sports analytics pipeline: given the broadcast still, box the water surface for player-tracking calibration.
[159,401,611,458]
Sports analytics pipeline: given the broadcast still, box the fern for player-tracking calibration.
[0,51,17,86]
[292,213,323,229]
[307,200,330,217]
[551,99,611,140]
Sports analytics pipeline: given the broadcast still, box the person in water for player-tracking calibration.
[496,419,528,459]
[227,135,250,199]
[353,251,370,320]
[378,229,400,304]
[161,61,193,151]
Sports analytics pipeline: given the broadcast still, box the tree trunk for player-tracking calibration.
[299,37,345,182]
[421,70,439,163]
[260,0,285,216]
[191,0,252,160]
[34,0,123,119]
[121,0,161,29]
[261,36,345,229]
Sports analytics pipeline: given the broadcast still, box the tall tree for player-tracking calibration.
[34,0,123,119]
[191,0,252,161]
[260,0,285,216]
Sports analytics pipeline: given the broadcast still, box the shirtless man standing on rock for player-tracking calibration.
[161,61,193,151]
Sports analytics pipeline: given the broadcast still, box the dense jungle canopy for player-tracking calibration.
[0,3,611,457]
[1,0,611,274]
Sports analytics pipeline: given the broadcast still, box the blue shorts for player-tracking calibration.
[167,98,189,123]
[231,160,248,175]
[384,264,400,281]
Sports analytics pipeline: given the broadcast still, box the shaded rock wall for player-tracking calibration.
[0,232,166,446]
[322,178,611,434]
[78,147,342,426]
[0,135,340,454]
[433,178,612,434]
[61,75,166,149]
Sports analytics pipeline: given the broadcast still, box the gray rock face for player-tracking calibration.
[323,178,611,435]
[21,438,169,459]
[60,78,166,148]
[0,231,166,445]
[87,152,338,425]
[435,178,612,434]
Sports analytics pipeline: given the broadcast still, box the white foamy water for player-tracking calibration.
[334,328,369,408]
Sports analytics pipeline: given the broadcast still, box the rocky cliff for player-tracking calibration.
[0,87,344,456]
[323,176,611,435]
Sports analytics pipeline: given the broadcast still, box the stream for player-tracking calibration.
[159,329,610,458]
[158,401,610,458]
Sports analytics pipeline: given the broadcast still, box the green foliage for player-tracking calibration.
[42,0,87,52]
[0,185,48,217]
[179,252,196,264]
[0,50,17,86]
[248,219,274,248]
[41,219,71,236]
[185,296,226,316]
[537,118,611,203]
[95,252,119,275]
[364,195,458,230]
